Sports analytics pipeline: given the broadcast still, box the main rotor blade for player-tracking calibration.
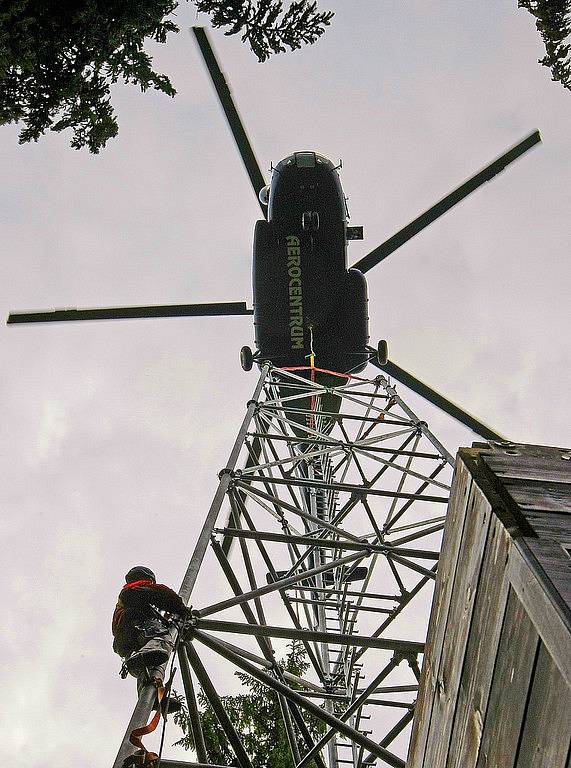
[369,352,506,441]
[352,130,541,274]
[192,26,267,217]
[7,301,253,324]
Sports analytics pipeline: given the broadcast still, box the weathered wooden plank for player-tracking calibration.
[526,523,571,544]
[476,588,539,768]
[482,453,571,484]
[525,539,571,571]
[446,515,511,768]
[526,538,571,568]
[508,540,571,688]
[422,474,493,768]
[495,467,571,484]
[481,444,571,461]
[524,538,571,611]
[525,513,571,541]
[407,459,473,768]
[502,479,571,513]
[514,642,571,768]
[459,447,536,541]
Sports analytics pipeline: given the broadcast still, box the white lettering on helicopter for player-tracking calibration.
[286,235,304,349]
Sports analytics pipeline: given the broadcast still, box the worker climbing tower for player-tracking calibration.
[113,363,454,768]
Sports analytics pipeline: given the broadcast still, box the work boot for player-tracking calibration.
[125,646,170,676]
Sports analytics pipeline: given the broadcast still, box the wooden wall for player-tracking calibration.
[407,443,571,768]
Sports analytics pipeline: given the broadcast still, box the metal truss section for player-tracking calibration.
[114,364,454,768]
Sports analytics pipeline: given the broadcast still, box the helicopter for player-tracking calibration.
[7,27,541,442]
[250,149,370,377]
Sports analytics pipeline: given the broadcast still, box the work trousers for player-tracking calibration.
[125,617,175,692]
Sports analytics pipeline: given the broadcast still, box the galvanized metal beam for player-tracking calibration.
[193,629,407,768]
[193,618,424,654]
[185,642,253,768]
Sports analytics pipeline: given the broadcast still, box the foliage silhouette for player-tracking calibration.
[172,641,326,767]
[0,1,333,152]
[519,0,570,92]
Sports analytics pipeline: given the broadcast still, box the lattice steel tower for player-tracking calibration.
[113,362,457,768]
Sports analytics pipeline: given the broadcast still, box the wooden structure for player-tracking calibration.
[408,442,571,768]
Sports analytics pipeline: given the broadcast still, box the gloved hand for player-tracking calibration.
[171,605,193,623]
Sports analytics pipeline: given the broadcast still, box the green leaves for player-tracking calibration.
[173,641,326,767]
[0,0,179,152]
[0,1,334,152]
[519,0,571,92]
[196,0,334,61]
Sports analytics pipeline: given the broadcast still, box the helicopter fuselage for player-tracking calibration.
[253,152,369,375]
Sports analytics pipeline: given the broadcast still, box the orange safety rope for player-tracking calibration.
[280,364,371,383]
[126,684,163,767]
[124,667,175,768]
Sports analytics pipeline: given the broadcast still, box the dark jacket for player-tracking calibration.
[112,579,186,657]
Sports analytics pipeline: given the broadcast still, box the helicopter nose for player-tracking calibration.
[294,152,316,168]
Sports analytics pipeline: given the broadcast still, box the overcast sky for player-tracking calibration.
[1,2,570,766]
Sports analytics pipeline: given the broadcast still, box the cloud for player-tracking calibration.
[33,400,69,464]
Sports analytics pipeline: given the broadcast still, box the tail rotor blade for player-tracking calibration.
[369,352,506,441]
[353,130,541,274]
[7,301,253,324]
[192,26,267,216]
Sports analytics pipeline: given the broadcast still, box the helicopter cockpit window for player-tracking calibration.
[295,152,316,168]
[258,185,270,206]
